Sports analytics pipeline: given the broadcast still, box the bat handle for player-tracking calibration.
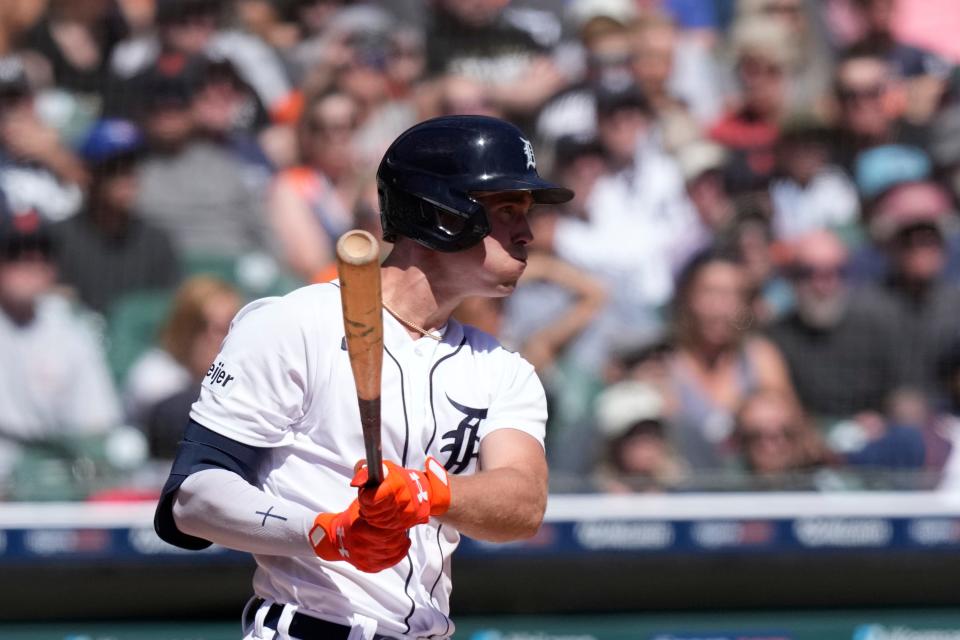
[359,397,383,487]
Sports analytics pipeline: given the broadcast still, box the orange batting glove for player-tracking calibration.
[309,500,410,573]
[352,458,452,530]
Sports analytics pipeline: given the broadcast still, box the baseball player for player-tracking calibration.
[154,115,574,639]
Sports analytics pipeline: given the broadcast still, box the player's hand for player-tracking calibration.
[352,458,452,530]
[309,500,410,573]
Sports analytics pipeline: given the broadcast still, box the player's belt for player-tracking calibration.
[246,598,399,640]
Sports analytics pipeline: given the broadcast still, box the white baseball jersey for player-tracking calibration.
[190,282,547,638]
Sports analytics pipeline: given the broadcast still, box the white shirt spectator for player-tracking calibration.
[554,137,698,310]
[0,295,121,478]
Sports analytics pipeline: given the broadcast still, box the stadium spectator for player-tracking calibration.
[266,90,358,283]
[829,48,929,173]
[672,139,734,268]
[0,55,85,222]
[189,54,274,194]
[21,0,118,109]
[322,6,421,167]
[535,0,635,144]
[105,0,222,118]
[637,1,725,125]
[498,250,607,376]
[551,83,696,318]
[546,134,606,224]
[629,13,695,124]
[846,0,952,124]
[735,0,835,115]
[769,119,861,242]
[768,230,900,423]
[0,208,121,482]
[731,389,824,488]
[859,179,960,401]
[0,1,47,58]
[846,144,958,283]
[666,250,795,470]
[593,380,687,492]
[709,15,793,190]
[123,275,240,451]
[135,58,272,259]
[52,118,180,314]
[716,207,793,323]
[424,0,567,120]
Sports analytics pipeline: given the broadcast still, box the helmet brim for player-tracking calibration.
[472,176,575,205]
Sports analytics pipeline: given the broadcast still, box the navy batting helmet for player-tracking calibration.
[376,115,574,252]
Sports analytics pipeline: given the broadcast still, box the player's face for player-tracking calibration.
[462,191,534,296]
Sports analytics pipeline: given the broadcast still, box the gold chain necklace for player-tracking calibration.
[382,301,443,341]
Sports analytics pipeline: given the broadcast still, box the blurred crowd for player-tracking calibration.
[1,0,960,499]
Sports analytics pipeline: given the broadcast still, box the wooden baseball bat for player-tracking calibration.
[336,229,384,487]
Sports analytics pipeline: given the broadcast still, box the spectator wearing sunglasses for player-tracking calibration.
[860,177,960,401]
[731,389,826,489]
[0,208,122,485]
[830,47,929,174]
[768,230,900,424]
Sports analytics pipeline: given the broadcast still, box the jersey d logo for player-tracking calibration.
[441,396,488,474]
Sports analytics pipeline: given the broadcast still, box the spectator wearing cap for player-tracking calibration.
[829,47,929,174]
[0,208,122,484]
[135,55,272,260]
[769,118,861,242]
[708,15,793,189]
[593,381,687,492]
[859,177,960,400]
[0,55,86,223]
[768,230,900,424]
[848,144,960,285]
[51,119,180,314]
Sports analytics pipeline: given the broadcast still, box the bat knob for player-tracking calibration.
[337,230,380,266]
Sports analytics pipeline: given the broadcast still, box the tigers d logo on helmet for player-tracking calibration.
[521,137,536,169]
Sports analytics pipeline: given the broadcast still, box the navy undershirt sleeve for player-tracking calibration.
[154,420,268,550]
